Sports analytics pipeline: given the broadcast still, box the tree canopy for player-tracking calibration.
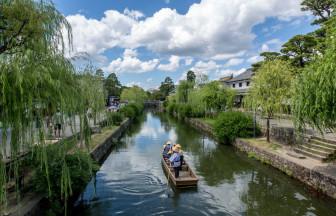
[104,72,122,97]
[293,17,336,132]
[245,60,294,141]
[301,0,334,24]
[120,86,148,104]
[159,76,175,98]
[187,70,196,83]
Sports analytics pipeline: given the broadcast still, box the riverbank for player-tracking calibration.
[3,118,132,216]
[185,117,336,200]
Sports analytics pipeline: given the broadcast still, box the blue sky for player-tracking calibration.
[54,0,316,89]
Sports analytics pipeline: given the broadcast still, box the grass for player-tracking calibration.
[197,117,216,127]
[90,126,118,149]
[241,138,282,151]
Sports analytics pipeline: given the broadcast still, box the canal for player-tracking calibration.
[73,112,336,215]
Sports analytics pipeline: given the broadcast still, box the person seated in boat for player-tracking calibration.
[162,141,172,159]
[176,145,184,171]
[169,145,182,178]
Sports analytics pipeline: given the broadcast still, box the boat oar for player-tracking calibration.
[166,161,172,197]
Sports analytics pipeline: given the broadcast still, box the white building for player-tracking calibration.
[220,69,254,106]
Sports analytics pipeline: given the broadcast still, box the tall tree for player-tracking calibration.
[104,73,121,97]
[301,0,334,24]
[187,70,196,83]
[159,76,175,97]
[252,52,282,72]
[245,60,294,142]
[0,0,71,54]
[281,35,317,68]
[120,86,148,104]
[95,68,104,78]
[293,17,336,132]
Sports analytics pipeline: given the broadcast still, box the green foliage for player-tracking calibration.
[176,80,194,103]
[107,112,124,126]
[31,145,98,214]
[281,34,318,68]
[293,17,336,132]
[119,103,144,119]
[301,0,334,25]
[245,60,294,118]
[120,86,148,104]
[0,0,71,55]
[159,76,175,98]
[104,73,121,97]
[187,70,196,83]
[213,112,260,144]
[201,81,235,113]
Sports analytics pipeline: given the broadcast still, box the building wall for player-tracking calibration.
[228,80,251,90]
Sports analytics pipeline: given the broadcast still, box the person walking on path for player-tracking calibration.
[53,109,63,138]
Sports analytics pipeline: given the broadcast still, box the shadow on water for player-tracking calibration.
[73,111,336,216]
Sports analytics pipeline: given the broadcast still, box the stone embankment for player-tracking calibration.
[5,118,132,216]
[185,117,336,200]
[90,118,131,162]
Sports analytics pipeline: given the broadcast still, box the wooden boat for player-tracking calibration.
[161,155,198,188]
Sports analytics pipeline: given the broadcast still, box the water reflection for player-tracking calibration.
[73,112,336,216]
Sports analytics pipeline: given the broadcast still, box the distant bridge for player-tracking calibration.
[144,100,163,109]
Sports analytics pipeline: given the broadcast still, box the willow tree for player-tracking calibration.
[245,60,294,142]
[293,17,336,133]
[0,0,102,211]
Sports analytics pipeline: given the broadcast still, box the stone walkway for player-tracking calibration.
[256,116,336,140]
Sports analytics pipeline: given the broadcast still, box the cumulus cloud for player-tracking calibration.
[247,55,262,64]
[217,68,247,78]
[260,38,282,52]
[67,0,305,59]
[158,55,180,71]
[184,57,193,66]
[104,49,159,73]
[224,58,244,67]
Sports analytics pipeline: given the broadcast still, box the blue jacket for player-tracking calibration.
[169,152,181,167]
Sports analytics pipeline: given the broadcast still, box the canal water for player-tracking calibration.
[73,112,336,216]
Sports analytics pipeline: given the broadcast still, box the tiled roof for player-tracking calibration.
[225,69,254,83]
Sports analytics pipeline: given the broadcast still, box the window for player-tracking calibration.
[239,82,242,87]
[232,84,235,88]
[246,81,250,86]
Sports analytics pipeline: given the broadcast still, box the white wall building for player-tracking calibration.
[220,69,254,106]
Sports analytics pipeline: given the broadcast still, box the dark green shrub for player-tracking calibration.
[214,111,260,144]
[120,105,136,118]
[31,145,99,215]
[178,104,193,118]
[107,112,123,125]
[167,103,177,115]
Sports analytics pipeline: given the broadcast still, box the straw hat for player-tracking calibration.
[173,144,181,152]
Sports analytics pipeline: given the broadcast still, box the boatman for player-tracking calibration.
[169,144,182,178]
[162,141,172,159]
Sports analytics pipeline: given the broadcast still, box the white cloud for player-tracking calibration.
[211,51,246,61]
[247,55,262,64]
[260,38,282,52]
[165,0,170,4]
[191,60,219,75]
[126,81,142,87]
[217,68,246,78]
[261,44,270,52]
[185,57,193,66]
[104,49,159,73]
[158,55,180,71]
[146,78,153,82]
[123,8,144,20]
[224,58,244,67]
[67,0,306,58]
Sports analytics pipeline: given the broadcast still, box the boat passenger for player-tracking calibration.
[169,145,182,178]
[162,141,172,159]
[175,144,184,171]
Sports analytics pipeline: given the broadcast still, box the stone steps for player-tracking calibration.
[294,148,325,161]
[295,136,336,161]
[310,139,336,149]
[299,145,331,157]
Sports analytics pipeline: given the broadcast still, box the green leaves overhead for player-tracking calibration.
[293,17,336,132]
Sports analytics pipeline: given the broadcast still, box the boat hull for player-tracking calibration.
[161,156,198,188]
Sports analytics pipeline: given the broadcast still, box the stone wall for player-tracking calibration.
[270,126,314,146]
[185,118,216,138]
[235,139,336,199]
[90,118,131,162]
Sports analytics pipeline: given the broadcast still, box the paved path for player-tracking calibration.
[256,115,336,140]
